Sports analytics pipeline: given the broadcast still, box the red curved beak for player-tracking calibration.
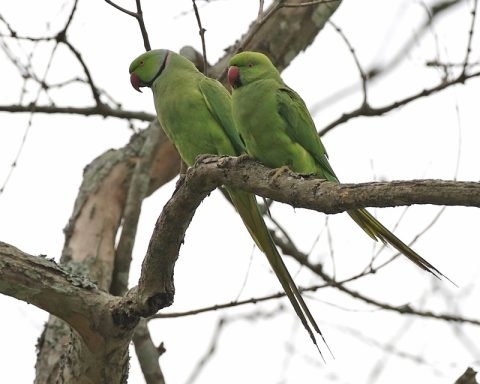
[130,72,142,93]
[227,66,240,88]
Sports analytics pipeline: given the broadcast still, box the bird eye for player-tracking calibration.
[140,60,144,66]
[248,63,254,68]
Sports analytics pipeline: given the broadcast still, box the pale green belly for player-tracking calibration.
[156,92,236,166]
[237,106,319,174]
[245,127,319,174]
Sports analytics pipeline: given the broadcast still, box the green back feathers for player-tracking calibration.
[198,78,245,155]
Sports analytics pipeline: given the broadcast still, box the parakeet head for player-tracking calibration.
[129,49,170,92]
[227,51,281,89]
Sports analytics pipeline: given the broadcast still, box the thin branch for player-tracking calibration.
[151,291,291,319]
[0,103,155,121]
[280,0,342,9]
[151,276,480,327]
[60,39,102,105]
[60,0,79,36]
[192,0,208,76]
[184,306,284,384]
[0,42,59,195]
[329,20,368,105]
[310,0,467,115]
[104,0,151,51]
[132,319,166,384]
[332,322,434,369]
[462,0,478,74]
[274,233,480,327]
[135,0,151,51]
[320,70,480,136]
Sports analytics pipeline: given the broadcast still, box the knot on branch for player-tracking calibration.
[147,292,174,311]
[55,30,67,43]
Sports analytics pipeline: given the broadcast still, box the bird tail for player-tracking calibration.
[347,208,453,283]
[226,187,331,358]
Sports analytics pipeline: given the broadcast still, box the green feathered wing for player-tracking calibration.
[276,85,448,280]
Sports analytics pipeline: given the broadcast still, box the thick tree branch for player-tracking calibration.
[179,155,480,213]
[35,121,179,382]
[0,242,108,326]
[114,161,216,322]
[0,241,132,383]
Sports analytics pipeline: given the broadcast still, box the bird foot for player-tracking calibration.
[269,165,292,186]
[236,153,254,162]
[298,172,320,180]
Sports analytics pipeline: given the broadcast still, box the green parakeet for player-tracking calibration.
[129,50,329,355]
[228,51,448,281]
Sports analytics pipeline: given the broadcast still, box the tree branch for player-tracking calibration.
[179,156,480,213]
[104,0,151,50]
[0,241,132,383]
[114,154,478,322]
[110,123,163,296]
[0,242,108,326]
[320,70,480,135]
[0,103,155,121]
[132,319,166,384]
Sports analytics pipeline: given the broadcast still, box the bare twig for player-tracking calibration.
[320,70,480,135]
[61,39,102,105]
[151,275,480,327]
[280,0,341,9]
[275,234,480,327]
[0,42,59,195]
[462,0,478,74]
[310,0,467,115]
[0,103,154,121]
[185,306,284,384]
[104,0,151,51]
[192,0,208,76]
[329,20,368,105]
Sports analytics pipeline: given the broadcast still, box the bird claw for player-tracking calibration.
[299,172,321,180]
[237,153,254,162]
[269,165,292,185]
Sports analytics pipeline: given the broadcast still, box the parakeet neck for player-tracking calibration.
[152,52,200,90]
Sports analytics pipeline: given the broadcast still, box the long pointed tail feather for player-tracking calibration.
[348,208,454,284]
[227,187,332,358]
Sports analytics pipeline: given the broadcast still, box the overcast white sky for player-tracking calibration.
[0,0,479,383]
